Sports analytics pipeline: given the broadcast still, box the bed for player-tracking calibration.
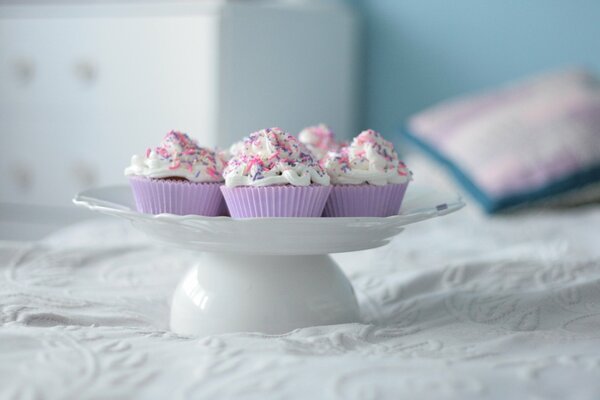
[2,189,600,399]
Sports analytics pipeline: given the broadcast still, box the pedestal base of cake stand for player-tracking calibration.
[74,183,466,336]
[169,252,360,336]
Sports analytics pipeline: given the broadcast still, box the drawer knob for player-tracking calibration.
[10,163,34,194]
[71,161,98,188]
[13,59,35,85]
[73,61,97,84]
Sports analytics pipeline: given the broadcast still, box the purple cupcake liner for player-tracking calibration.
[323,183,409,217]
[220,185,332,218]
[128,176,223,216]
[217,198,230,217]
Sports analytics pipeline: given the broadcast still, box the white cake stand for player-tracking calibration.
[74,184,464,336]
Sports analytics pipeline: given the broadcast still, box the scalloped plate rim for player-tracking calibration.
[73,184,465,226]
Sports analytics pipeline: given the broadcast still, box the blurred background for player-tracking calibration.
[1,0,599,237]
[348,0,600,136]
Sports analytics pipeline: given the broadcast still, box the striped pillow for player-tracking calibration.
[403,68,600,213]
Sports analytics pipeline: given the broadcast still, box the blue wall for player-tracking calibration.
[347,0,600,138]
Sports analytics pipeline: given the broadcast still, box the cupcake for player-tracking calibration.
[322,129,411,217]
[125,130,225,216]
[298,123,340,161]
[221,127,331,218]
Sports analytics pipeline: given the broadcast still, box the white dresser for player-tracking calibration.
[0,0,359,207]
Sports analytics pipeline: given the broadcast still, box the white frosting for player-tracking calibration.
[324,129,411,186]
[223,127,330,187]
[124,131,225,183]
[219,140,245,162]
[298,124,338,160]
[228,140,245,158]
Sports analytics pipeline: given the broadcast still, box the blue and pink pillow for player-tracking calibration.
[402,68,600,213]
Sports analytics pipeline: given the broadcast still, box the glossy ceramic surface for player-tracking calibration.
[74,184,464,255]
[171,253,360,335]
[74,184,464,335]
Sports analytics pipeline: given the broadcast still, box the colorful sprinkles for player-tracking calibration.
[299,124,336,150]
[323,129,412,182]
[128,127,410,186]
[147,130,224,181]
[224,127,328,183]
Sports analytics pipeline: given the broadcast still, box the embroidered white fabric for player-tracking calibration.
[1,205,600,399]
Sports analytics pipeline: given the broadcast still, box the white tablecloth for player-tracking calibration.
[2,205,600,399]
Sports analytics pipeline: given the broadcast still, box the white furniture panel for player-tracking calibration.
[0,6,220,205]
[0,1,358,206]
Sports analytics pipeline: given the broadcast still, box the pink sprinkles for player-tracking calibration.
[225,127,327,182]
[149,130,223,180]
[354,129,396,165]
[301,124,337,151]
[324,129,412,177]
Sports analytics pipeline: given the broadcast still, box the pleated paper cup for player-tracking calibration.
[128,176,223,216]
[322,183,409,217]
[217,198,230,217]
[220,185,332,218]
